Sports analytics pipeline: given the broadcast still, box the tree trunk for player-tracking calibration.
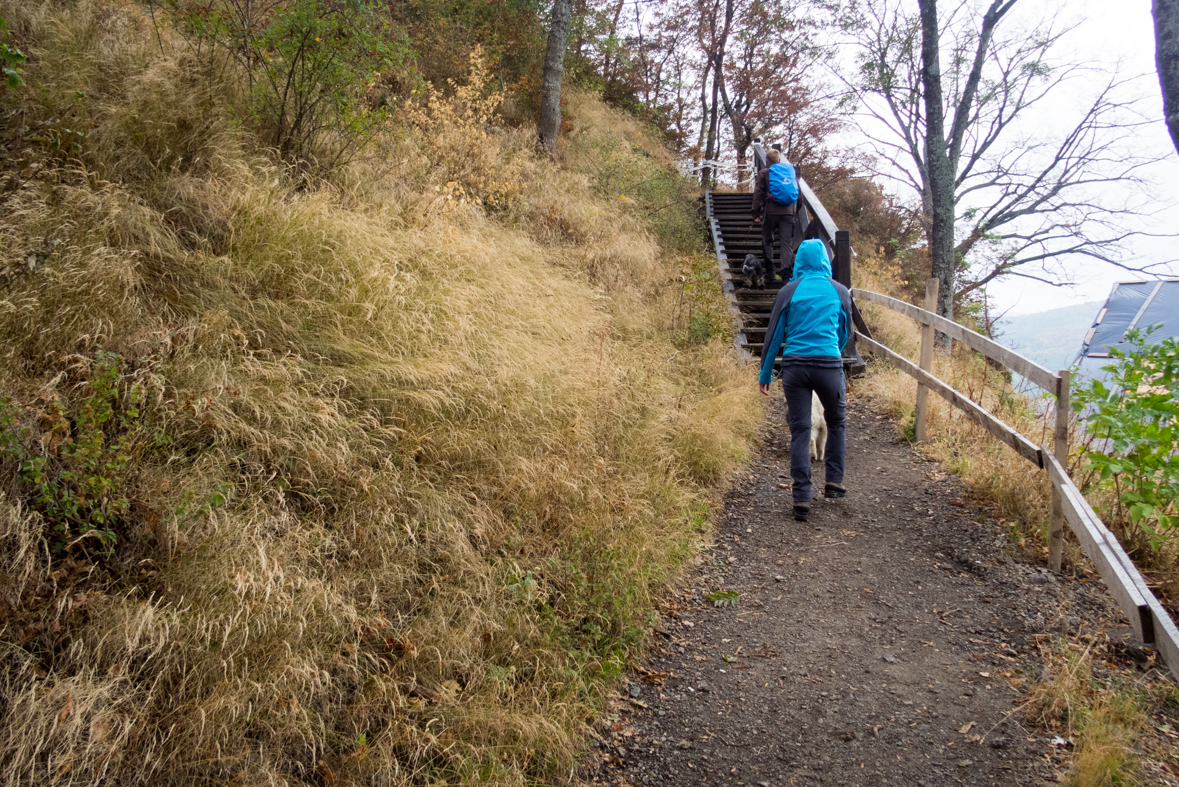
[696,56,712,156]
[601,0,627,85]
[701,0,735,188]
[538,0,575,155]
[571,0,589,67]
[716,58,752,191]
[702,66,721,187]
[917,0,956,329]
[1155,0,1179,154]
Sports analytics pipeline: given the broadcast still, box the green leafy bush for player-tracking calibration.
[1072,328,1179,550]
[0,16,24,89]
[158,0,417,165]
[0,350,142,553]
[676,255,731,347]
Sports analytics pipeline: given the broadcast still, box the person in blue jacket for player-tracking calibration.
[757,239,852,522]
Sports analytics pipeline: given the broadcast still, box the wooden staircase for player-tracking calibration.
[704,187,866,373]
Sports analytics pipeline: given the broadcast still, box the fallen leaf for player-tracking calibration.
[959,722,976,734]
[89,717,113,743]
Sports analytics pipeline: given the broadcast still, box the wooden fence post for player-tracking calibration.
[914,278,939,443]
[833,230,852,287]
[834,230,865,374]
[1048,369,1071,573]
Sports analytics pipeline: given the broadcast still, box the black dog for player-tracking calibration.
[741,253,767,290]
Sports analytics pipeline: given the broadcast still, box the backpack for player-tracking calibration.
[767,162,799,205]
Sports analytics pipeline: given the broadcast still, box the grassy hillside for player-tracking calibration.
[0,4,760,784]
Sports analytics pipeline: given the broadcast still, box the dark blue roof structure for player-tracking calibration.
[1075,278,1179,379]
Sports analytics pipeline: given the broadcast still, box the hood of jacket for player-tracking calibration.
[791,239,831,280]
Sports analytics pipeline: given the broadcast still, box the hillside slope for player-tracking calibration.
[0,4,759,784]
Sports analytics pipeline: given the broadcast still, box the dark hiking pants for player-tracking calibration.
[761,213,798,280]
[781,364,846,503]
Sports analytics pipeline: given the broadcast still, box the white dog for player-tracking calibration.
[809,391,827,462]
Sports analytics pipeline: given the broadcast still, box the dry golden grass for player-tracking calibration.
[1027,640,1146,786]
[0,3,760,784]
[853,262,1056,546]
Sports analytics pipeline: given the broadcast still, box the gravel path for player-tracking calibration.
[581,392,1141,786]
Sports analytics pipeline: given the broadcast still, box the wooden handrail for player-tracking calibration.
[798,178,839,243]
[703,193,751,361]
[852,288,1060,393]
[1042,451,1153,642]
[855,283,1072,573]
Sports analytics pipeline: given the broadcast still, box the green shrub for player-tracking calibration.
[157,0,418,166]
[1073,328,1179,549]
[677,255,730,347]
[0,350,141,553]
[0,16,24,88]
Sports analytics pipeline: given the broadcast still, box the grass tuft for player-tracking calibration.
[1028,640,1146,786]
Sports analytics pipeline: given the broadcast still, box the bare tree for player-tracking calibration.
[568,0,850,184]
[845,0,1165,322]
[1155,0,1179,154]
[539,0,575,154]
[694,0,736,186]
[715,0,831,187]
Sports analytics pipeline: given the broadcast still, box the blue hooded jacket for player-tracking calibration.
[757,239,852,385]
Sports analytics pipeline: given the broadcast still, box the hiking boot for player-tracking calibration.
[793,502,811,522]
[825,483,846,499]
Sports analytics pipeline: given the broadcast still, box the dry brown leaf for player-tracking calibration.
[89,717,113,744]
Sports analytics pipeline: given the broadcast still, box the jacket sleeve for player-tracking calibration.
[758,280,800,384]
[751,171,766,220]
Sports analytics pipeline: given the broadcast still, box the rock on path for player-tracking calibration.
[582,393,1138,787]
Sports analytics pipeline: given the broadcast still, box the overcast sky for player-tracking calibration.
[983,0,1179,315]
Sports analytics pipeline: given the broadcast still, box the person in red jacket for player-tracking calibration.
[751,149,799,282]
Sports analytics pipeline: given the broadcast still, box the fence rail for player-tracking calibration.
[852,288,1059,392]
[855,332,1044,468]
[854,283,1179,678]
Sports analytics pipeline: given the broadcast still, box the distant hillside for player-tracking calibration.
[994,301,1104,373]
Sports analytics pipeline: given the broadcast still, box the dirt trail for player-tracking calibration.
[582,392,1141,787]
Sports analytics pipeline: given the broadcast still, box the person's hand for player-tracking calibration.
[759,383,770,396]
[752,216,761,224]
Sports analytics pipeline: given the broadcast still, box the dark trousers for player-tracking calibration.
[761,213,798,279]
[781,364,846,503]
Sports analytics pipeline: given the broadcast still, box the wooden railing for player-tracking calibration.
[854,281,1179,678]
